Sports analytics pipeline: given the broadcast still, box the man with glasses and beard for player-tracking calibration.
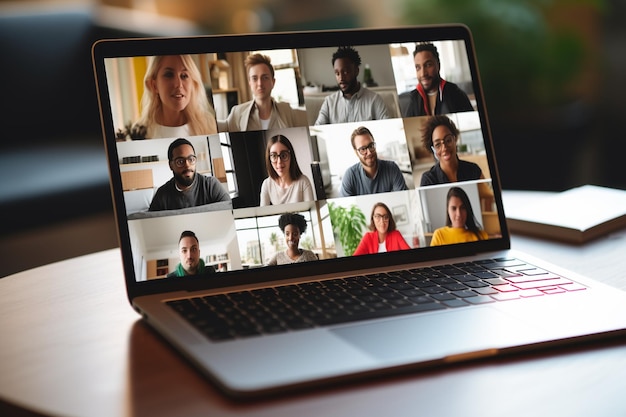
[149,138,231,211]
[340,126,408,197]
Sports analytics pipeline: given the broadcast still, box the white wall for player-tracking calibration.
[298,44,396,88]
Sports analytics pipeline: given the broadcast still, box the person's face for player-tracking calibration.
[431,125,457,162]
[179,236,200,274]
[284,224,301,250]
[269,142,291,178]
[333,57,359,94]
[447,195,468,229]
[414,51,441,93]
[248,63,275,101]
[151,55,192,114]
[170,144,196,187]
[372,206,390,235]
[353,134,377,169]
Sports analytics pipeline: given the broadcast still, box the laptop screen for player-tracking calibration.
[93,26,508,291]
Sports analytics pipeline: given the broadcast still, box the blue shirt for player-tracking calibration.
[340,159,408,197]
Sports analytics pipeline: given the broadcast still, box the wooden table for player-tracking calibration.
[2,191,626,417]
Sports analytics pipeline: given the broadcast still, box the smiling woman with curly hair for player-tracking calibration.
[267,213,318,265]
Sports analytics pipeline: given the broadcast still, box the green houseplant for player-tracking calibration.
[328,202,368,256]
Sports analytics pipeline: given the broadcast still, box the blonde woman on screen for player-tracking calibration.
[133,55,217,139]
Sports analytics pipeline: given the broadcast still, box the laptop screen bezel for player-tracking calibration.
[91,24,510,302]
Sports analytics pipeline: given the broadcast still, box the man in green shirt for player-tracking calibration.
[167,230,215,277]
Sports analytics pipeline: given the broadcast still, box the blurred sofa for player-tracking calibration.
[0,7,203,237]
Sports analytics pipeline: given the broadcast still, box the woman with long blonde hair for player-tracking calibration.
[133,54,217,139]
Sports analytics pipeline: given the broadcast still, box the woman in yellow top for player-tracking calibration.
[430,186,488,246]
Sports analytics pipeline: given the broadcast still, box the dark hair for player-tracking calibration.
[421,115,459,153]
[245,53,274,78]
[413,42,440,66]
[445,187,484,240]
[350,126,374,149]
[278,213,308,234]
[332,46,362,67]
[178,230,199,244]
[265,135,303,181]
[368,202,396,232]
[168,138,195,161]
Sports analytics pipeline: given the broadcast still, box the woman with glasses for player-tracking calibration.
[430,186,488,246]
[260,134,314,206]
[267,213,318,265]
[353,202,410,255]
[419,115,483,186]
[132,54,218,139]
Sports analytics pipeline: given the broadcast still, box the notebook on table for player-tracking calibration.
[92,24,626,399]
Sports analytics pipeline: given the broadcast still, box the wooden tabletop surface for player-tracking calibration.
[1,191,626,417]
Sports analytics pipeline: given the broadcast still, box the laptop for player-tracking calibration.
[92,24,626,399]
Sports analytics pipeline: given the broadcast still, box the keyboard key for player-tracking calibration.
[465,295,495,305]
[442,299,470,308]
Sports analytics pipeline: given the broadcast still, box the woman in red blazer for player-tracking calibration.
[353,202,410,255]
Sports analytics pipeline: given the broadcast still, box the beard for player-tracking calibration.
[174,169,195,187]
[359,154,377,169]
[419,74,440,93]
[340,79,358,95]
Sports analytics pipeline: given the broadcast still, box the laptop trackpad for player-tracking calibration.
[331,307,541,362]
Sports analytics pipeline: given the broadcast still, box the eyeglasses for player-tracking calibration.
[373,213,390,221]
[432,135,456,151]
[356,142,376,155]
[269,151,290,162]
[172,155,197,167]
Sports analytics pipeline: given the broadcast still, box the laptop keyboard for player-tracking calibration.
[166,257,587,342]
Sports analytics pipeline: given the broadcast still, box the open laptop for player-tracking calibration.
[92,24,626,399]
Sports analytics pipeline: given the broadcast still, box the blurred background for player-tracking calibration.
[1,0,624,277]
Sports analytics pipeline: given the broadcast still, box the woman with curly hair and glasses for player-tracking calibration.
[420,115,483,186]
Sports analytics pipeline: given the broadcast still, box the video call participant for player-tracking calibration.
[132,55,218,139]
[267,213,318,265]
[167,230,216,277]
[420,115,484,186]
[149,138,231,211]
[402,43,473,117]
[220,53,304,132]
[353,202,410,255]
[314,46,389,125]
[340,126,408,197]
[260,134,314,206]
[430,186,488,246]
